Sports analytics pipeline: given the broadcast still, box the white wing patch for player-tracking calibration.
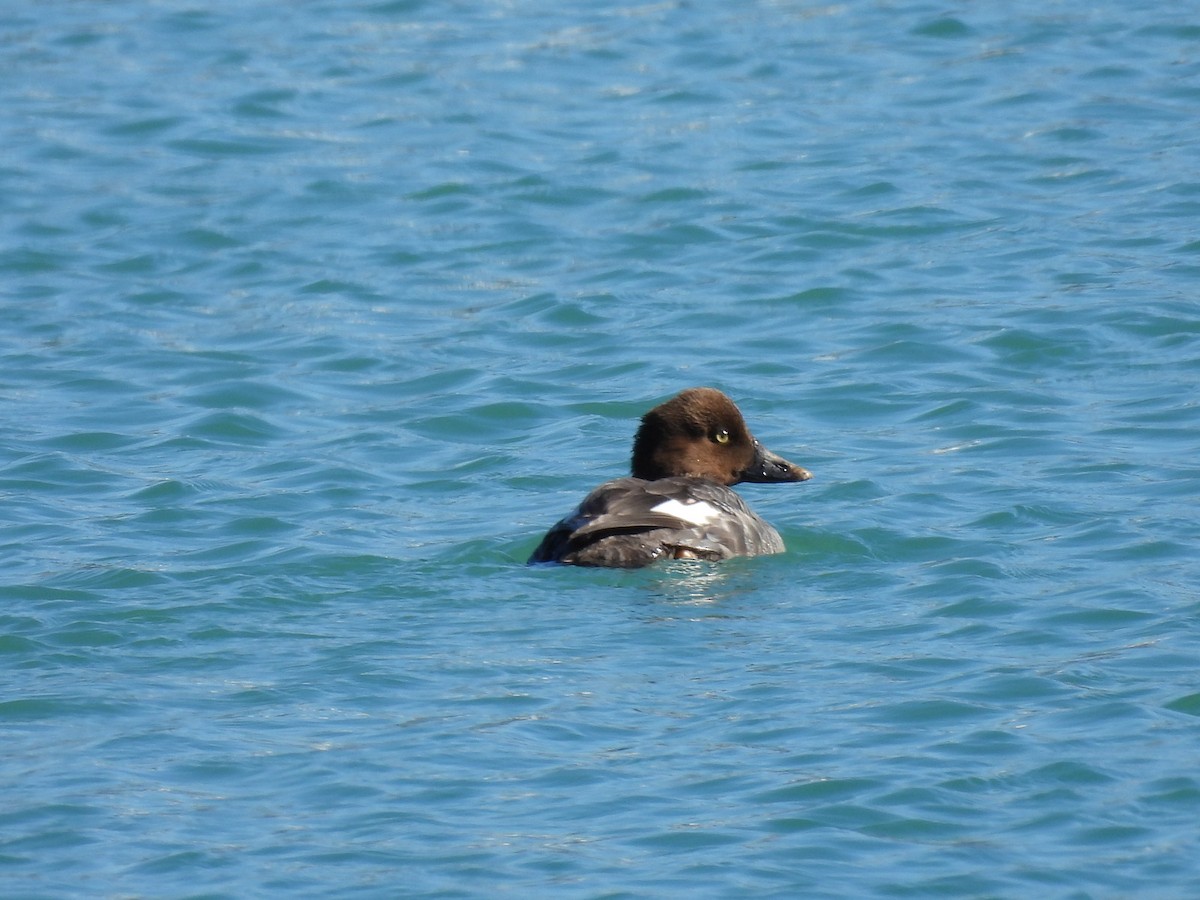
[651,497,719,526]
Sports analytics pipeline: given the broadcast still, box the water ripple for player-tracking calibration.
[3,0,1200,896]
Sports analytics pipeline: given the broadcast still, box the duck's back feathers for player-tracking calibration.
[528,476,785,568]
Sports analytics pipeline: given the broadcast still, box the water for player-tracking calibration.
[3,0,1200,896]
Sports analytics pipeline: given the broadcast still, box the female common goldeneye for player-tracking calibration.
[528,387,811,568]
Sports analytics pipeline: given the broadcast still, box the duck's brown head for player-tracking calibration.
[630,387,812,486]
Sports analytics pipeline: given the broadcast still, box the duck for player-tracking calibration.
[528,387,811,568]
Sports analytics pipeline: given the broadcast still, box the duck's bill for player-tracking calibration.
[738,441,812,484]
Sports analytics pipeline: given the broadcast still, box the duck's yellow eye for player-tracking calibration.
[713,429,730,444]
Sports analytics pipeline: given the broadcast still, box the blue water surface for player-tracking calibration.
[3,1,1200,896]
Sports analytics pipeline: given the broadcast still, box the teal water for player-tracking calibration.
[4,1,1200,896]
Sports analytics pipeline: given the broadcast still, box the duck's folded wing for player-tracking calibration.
[530,479,682,559]
[529,477,751,566]
[565,479,698,541]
